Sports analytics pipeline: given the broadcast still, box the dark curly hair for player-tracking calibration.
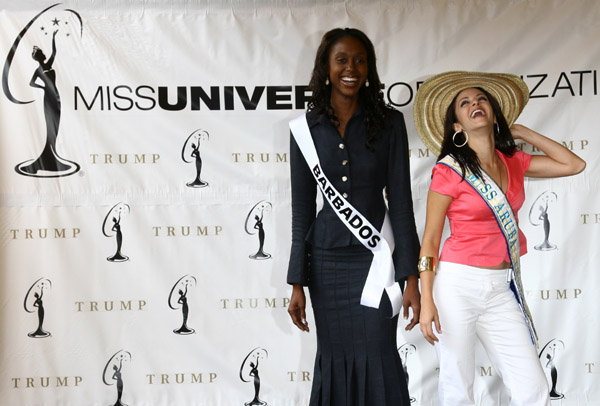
[439,87,517,180]
[308,28,392,150]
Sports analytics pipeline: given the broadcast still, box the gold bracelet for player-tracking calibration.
[418,256,436,274]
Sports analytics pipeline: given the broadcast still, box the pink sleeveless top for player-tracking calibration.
[430,150,531,267]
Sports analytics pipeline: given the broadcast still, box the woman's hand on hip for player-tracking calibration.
[288,284,309,332]
[419,297,441,345]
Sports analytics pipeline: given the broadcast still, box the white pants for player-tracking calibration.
[433,261,550,406]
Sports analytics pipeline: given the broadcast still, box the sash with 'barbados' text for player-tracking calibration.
[289,114,403,316]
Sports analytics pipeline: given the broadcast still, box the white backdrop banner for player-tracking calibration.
[0,0,598,405]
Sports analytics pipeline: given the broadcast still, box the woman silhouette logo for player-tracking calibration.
[102,203,131,262]
[2,4,82,177]
[102,350,132,406]
[168,275,197,335]
[528,191,558,251]
[245,201,272,260]
[181,129,210,188]
[539,339,565,400]
[398,343,417,403]
[23,277,52,338]
[240,347,268,406]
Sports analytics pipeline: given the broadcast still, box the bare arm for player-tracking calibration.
[29,69,43,89]
[419,190,452,345]
[511,124,586,178]
[47,30,58,67]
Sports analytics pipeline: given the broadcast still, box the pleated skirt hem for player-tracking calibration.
[308,245,410,406]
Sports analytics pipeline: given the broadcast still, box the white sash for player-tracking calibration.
[438,155,538,346]
[289,114,403,316]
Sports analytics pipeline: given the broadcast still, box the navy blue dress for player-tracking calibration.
[288,107,419,406]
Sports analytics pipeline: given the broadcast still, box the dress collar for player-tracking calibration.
[306,104,364,129]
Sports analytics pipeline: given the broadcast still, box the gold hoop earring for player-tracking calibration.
[452,130,468,148]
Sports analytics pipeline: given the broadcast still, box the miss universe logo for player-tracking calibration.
[2,3,82,177]
[24,277,53,338]
[168,275,197,335]
[102,203,131,262]
[240,347,269,406]
[103,350,132,406]
[529,192,558,251]
[181,129,210,188]
[245,201,272,260]
[539,339,565,400]
[398,343,417,403]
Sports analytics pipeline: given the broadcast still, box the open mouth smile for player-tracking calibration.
[471,109,486,118]
[340,76,359,85]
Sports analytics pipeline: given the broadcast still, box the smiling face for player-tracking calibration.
[453,87,496,133]
[327,36,368,103]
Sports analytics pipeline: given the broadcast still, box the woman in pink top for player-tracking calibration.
[413,72,585,406]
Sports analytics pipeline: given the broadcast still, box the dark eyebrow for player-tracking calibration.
[458,92,486,103]
[333,50,367,57]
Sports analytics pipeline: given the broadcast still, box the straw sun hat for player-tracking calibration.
[413,71,530,156]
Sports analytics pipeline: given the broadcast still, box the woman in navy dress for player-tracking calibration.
[287,28,420,405]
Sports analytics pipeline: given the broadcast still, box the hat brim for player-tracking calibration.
[413,71,529,157]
